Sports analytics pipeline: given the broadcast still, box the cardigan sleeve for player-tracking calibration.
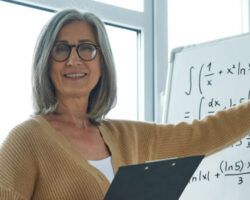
[0,121,38,200]
[153,101,250,159]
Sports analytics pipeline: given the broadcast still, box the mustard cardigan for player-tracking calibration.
[1,102,250,200]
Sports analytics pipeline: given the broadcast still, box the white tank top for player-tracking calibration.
[88,156,114,183]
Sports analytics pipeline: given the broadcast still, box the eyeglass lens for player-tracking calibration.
[51,43,98,62]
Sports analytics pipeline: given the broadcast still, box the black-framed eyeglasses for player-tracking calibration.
[51,43,100,62]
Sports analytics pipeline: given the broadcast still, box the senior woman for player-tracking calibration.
[1,9,250,200]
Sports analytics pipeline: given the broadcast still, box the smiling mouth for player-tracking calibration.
[64,73,87,79]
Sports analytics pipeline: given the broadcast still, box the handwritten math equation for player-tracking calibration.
[190,159,250,185]
[183,61,250,120]
[182,61,250,186]
[183,94,250,120]
[185,62,250,96]
[231,134,250,149]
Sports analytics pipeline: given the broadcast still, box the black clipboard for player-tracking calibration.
[104,155,204,200]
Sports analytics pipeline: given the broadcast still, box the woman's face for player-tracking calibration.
[50,21,101,100]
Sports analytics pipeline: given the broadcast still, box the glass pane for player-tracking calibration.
[0,2,139,143]
[105,25,138,120]
[0,2,52,143]
[168,0,248,54]
[94,0,143,12]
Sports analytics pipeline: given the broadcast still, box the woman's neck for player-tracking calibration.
[53,98,90,129]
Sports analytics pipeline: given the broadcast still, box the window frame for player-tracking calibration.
[2,0,168,122]
[3,0,250,122]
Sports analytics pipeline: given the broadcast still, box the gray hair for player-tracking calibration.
[32,9,117,124]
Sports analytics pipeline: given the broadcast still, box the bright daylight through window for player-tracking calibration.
[0,1,139,144]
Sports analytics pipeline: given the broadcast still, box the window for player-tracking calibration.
[106,25,139,120]
[0,1,52,142]
[164,0,249,124]
[168,0,249,55]
[94,0,143,12]
[0,0,154,143]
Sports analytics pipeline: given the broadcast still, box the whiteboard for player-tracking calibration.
[162,33,250,200]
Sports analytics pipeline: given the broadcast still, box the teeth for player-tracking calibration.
[64,73,86,78]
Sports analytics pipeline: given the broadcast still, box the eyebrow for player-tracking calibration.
[55,39,96,44]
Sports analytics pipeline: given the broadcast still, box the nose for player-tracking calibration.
[66,47,82,66]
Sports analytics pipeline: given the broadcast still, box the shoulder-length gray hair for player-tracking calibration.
[32,9,117,124]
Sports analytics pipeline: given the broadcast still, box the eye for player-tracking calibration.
[78,43,96,52]
[53,44,69,54]
[77,43,97,60]
[51,43,70,61]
